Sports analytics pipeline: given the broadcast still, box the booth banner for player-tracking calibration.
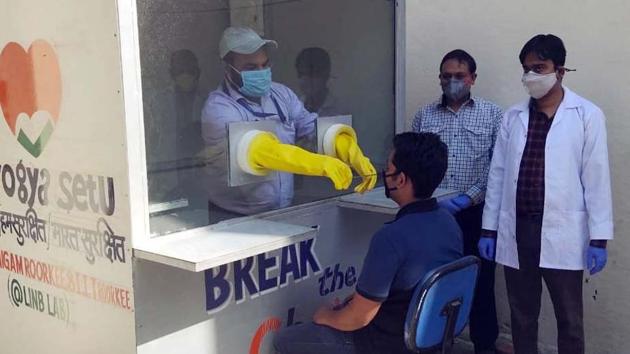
[0,1,135,354]
[134,204,387,354]
[202,207,382,354]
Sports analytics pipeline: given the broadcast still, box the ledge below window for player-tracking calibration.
[134,188,458,272]
[337,187,458,214]
[134,218,318,272]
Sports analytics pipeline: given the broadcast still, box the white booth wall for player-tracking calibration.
[404,1,630,352]
[135,205,391,353]
[0,1,136,353]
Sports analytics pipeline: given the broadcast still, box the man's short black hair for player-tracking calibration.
[392,132,448,199]
[440,49,477,74]
[519,34,566,67]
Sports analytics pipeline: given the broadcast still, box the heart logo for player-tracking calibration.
[0,40,62,157]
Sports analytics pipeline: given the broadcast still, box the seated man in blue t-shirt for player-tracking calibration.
[274,132,464,354]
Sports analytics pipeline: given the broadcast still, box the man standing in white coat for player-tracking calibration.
[478,34,613,354]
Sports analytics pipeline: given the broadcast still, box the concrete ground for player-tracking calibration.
[450,333,515,354]
[451,338,475,353]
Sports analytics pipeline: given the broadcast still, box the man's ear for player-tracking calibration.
[396,171,407,188]
[471,72,478,85]
[225,65,242,87]
[557,67,566,80]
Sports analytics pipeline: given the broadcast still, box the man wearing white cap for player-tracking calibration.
[201,27,357,218]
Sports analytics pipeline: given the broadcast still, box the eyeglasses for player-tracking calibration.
[381,169,401,179]
[439,73,470,81]
[522,64,554,74]
[522,65,576,75]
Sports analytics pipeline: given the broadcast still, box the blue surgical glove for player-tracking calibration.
[586,246,607,275]
[439,194,472,215]
[478,237,496,261]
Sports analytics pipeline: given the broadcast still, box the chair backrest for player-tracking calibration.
[403,255,480,352]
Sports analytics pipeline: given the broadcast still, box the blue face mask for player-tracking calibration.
[231,65,272,97]
[441,78,470,102]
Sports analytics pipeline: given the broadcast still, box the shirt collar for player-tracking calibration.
[438,94,475,110]
[528,97,538,111]
[393,198,438,221]
[561,86,581,108]
[528,99,555,120]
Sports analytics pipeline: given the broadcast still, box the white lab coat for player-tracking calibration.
[482,86,613,270]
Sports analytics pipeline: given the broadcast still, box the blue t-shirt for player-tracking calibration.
[354,198,463,354]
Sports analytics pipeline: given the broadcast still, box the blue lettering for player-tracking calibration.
[234,257,257,302]
[257,252,277,293]
[345,266,357,287]
[319,266,333,296]
[205,238,322,314]
[279,245,301,286]
[330,263,344,293]
[317,263,358,297]
[286,307,302,327]
[205,265,230,312]
[318,272,328,296]
[299,239,321,278]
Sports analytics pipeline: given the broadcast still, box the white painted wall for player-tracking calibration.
[0,1,136,353]
[404,1,630,353]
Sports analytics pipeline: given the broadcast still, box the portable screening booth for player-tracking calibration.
[0,1,451,353]
[0,1,621,353]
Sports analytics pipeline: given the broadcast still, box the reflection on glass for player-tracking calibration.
[139,0,395,235]
[144,48,206,207]
[295,47,339,116]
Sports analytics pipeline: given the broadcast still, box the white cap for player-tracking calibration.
[219,27,278,60]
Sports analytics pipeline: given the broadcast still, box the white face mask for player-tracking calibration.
[522,71,557,99]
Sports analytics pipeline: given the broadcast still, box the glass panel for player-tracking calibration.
[138,0,395,236]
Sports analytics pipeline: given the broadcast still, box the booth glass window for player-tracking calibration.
[138,0,395,236]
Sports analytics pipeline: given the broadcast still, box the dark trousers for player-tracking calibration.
[504,214,584,354]
[274,322,357,354]
[455,203,498,352]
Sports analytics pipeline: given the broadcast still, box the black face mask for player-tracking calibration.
[382,169,401,199]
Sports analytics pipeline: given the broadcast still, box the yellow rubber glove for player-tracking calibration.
[334,132,377,194]
[247,132,353,190]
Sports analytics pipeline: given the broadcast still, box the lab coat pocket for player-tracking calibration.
[542,210,588,269]
[563,210,588,240]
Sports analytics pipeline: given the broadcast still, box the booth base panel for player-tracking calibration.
[134,201,390,354]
